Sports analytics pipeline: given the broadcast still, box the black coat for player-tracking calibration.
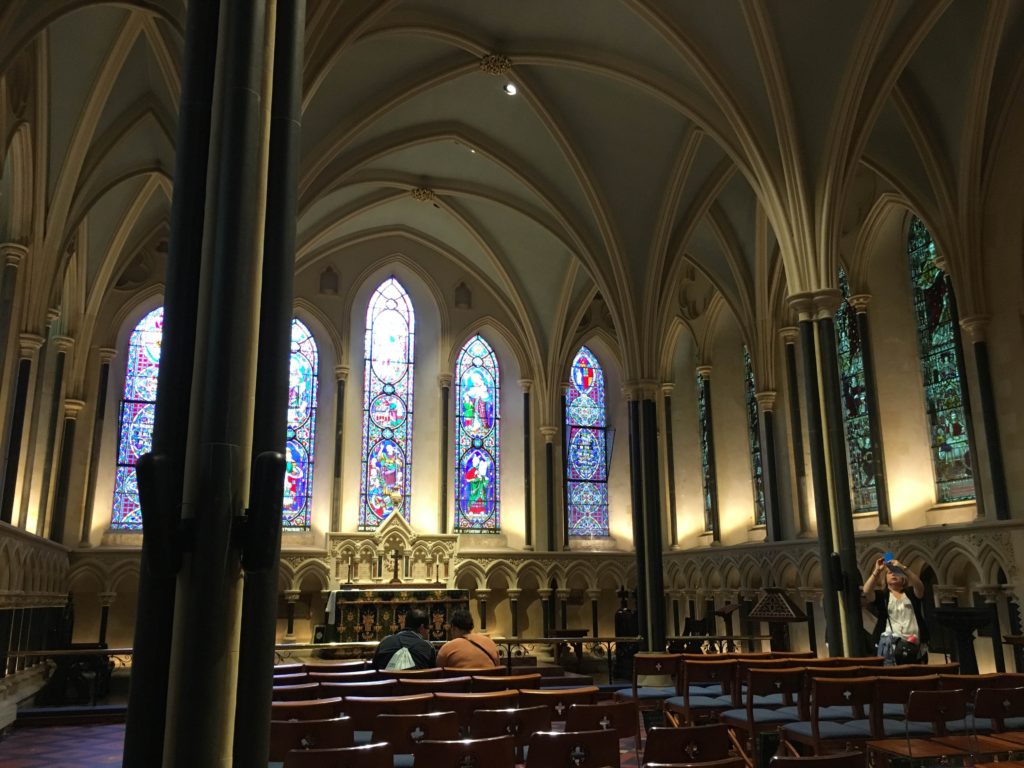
[372,629,437,670]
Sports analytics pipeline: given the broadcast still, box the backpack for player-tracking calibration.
[385,645,416,671]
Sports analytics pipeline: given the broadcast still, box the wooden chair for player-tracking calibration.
[768,652,818,660]
[518,685,599,722]
[282,742,393,768]
[525,729,620,768]
[397,675,471,695]
[615,653,683,711]
[305,660,370,674]
[642,724,733,766]
[863,675,938,738]
[340,693,434,735]
[272,697,344,722]
[470,705,552,749]
[319,679,398,699]
[645,761,746,768]
[269,716,354,761]
[372,711,459,759]
[776,666,863,722]
[442,666,504,677]
[722,667,804,766]
[308,669,382,683]
[973,686,1024,733]
[274,672,312,686]
[432,689,518,733]
[664,659,737,726]
[412,734,516,767]
[923,689,1018,759]
[381,667,447,681]
[273,682,322,701]
[866,689,971,767]
[472,672,541,692]
[566,700,641,764]
[769,753,865,768]
[275,663,305,676]
[781,677,875,755]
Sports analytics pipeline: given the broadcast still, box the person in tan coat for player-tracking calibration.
[436,608,500,668]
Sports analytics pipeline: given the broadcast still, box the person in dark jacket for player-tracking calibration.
[372,608,437,670]
[863,554,929,664]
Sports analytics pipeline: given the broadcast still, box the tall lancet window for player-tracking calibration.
[697,371,714,532]
[566,346,609,537]
[454,335,500,533]
[835,268,878,512]
[111,307,163,529]
[742,347,766,525]
[907,216,974,502]
[359,278,415,530]
[284,319,319,529]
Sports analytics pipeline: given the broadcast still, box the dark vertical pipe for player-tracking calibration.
[1,356,32,523]
[591,595,599,638]
[852,307,890,527]
[798,317,842,656]
[234,3,304,766]
[760,403,783,542]
[122,0,219,763]
[510,593,519,637]
[971,338,1008,519]
[672,597,681,636]
[478,593,487,631]
[560,593,568,630]
[783,335,810,535]
[285,602,295,637]
[627,397,649,648]
[49,400,81,543]
[641,397,666,652]
[805,599,818,656]
[37,344,68,536]
[663,388,678,546]
[98,604,110,646]
[544,435,555,551]
[331,374,345,532]
[439,378,450,533]
[560,389,570,549]
[541,591,550,636]
[945,280,985,516]
[523,387,532,547]
[79,355,112,545]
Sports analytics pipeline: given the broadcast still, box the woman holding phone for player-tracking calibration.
[862,553,929,664]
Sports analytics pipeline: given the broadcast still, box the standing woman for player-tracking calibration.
[863,555,929,664]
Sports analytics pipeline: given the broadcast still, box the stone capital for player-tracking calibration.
[778,326,799,345]
[696,365,712,381]
[555,588,571,600]
[438,374,452,389]
[474,588,491,600]
[97,347,118,364]
[53,335,75,354]
[537,588,553,599]
[334,365,349,382]
[518,378,532,393]
[17,332,44,358]
[959,315,990,344]
[847,294,872,313]
[506,589,522,600]
[63,398,86,418]
[787,293,816,322]
[755,390,777,411]
[539,426,558,444]
[812,288,843,320]
[97,591,117,608]
[932,584,964,604]
[975,584,1002,603]
[660,382,675,397]
[586,588,602,601]
[0,242,28,267]
[46,307,61,327]
[283,589,302,603]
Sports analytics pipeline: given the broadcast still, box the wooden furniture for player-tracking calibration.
[271,697,344,721]
[525,729,620,768]
[371,711,459,755]
[269,716,354,761]
[518,686,599,721]
[412,734,516,767]
[432,690,518,733]
[643,724,734,766]
[282,742,393,768]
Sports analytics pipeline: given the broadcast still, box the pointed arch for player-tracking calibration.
[565,346,609,538]
[453,334,500,533]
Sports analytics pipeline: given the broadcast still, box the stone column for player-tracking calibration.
[799,588,822,656]
[0,244,26,407]
[507,589,521,637]
[696,366,720,542]
[79,347,116,545]
[1,332,44,527]
[475,589,490,631]
[847,295,891,528]
[540,426,558,551]
[961,316,1009,520]
[49,397,85,544]
[661,383,679,547]
[98,592,116,646]
[976,585,1005,673]
[780,328,811,537]
[587,588,601,638]
[557,588,570,631]
[520,379,533,549]
[438,374,452,533]
[36,335,73,537]
[559,382,571,550]
[331,366,348,532]
[755,391,783,542]
[669,590,682,637]
[283,590,301,642]
[539,588,553,636]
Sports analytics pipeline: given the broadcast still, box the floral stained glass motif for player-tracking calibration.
[907,217,974,502]
[360,278,415,529]
[111,307,164,529]
[566,347,609,537]
[284,319,318,529]
[454,336,500,533]
[697,371,715,532]
[742,347,766,526]
[835,268,878,513]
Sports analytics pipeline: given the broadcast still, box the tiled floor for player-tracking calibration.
[0,723,125,767]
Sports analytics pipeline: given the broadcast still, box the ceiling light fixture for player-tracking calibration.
[503,83,517,96]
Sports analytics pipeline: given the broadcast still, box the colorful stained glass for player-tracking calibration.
[454,335,500,533]
[835,268,878,513]
[742,347,766,526]
[284,319,318,529]
[566,346,609,537]
[697,371,714,532]
[111,307,163,529]
[360,278,415,529]
[907,216,975,502]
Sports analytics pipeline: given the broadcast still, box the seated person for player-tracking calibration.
[372,608,437,670]
[436,608,500,668]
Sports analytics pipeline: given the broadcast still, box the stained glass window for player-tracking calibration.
[565,346,609,537]
[359,278,415,529]
[697,371,714,532]
[742,347,766,526]
[907,216,975,502]
[835,268,878,513]
[454,335,500,533]
[111,307,163,529]
[284,319,318,529]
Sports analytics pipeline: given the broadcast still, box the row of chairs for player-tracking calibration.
[273,673,542,699]
[274,663,510,683]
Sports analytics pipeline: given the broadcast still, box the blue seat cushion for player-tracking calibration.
[1006,717,1024,730]
[721,708,799,726]
[947,716,993,733]
[750,693,785,707]
[882,703,905,718]
[783,721,864,740]
[773,705,851,721]
[354,729,372,745]
[690,684,724,696]
[665,695,734,710]
[616,686,676,700]
[394,754,414,768]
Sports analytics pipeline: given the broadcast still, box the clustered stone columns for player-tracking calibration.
[520,379,533,549]
[695,366,720,542]
[2,332,45,527]
[0,244,26,394]
[559,381,571,550]
[32,334,74,538]
[539,426,558,551]
[557,588,570,631]
[779,328,811,537]
[331,366,348,533]
[754,390,783,542]
[49,397,85,544]
[79,347,116,546]
[438,374,452,533]
[661,383,679,547]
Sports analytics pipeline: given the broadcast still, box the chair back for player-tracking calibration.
[372,710,459,754]
[643,724,732,764]
[271,697,344,721]
[745,667,803,712]
[269,716,354,760]
[273,682,322,701]
[770,752,865,768]
[769,651,818,660]
[304,660,369,674]
[432,690,518,731]
[525,729,620,768]
[681,659,738,705]
[565,700,640,743]
[442,666,504,677]
[631,653,682,696]
[319,679,397,699]
[938,673,1024,695]
[399,675,471,695]
[870,675,938,735]
[646,760,746,768]
[797,666,860,719]
[274,663,305,676]
[470,705,552,746]
[381,667,447,680]
[413,734,516,768]
[973,686,1024,732]
[905,688,969,737]
[340,693,433,731]
[282,742,393,768]
[308,669,381,683]
[518,686,599,721]
[473,672,540,691]
[274,673,311,686]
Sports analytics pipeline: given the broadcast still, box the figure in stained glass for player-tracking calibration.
[742,347,766,526]
[697,371,714,532]
[454,335,500,532]
[283,319,318,528]
[566,346,609,537]
[360,278,415,529]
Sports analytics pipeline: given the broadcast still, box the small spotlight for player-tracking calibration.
[469,148,477,154]
[503,83,517,96]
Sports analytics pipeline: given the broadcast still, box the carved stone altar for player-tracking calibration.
[329,587,470,642]
[328,513,460,585]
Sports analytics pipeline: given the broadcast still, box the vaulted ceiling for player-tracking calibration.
[2,0,1023,386]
